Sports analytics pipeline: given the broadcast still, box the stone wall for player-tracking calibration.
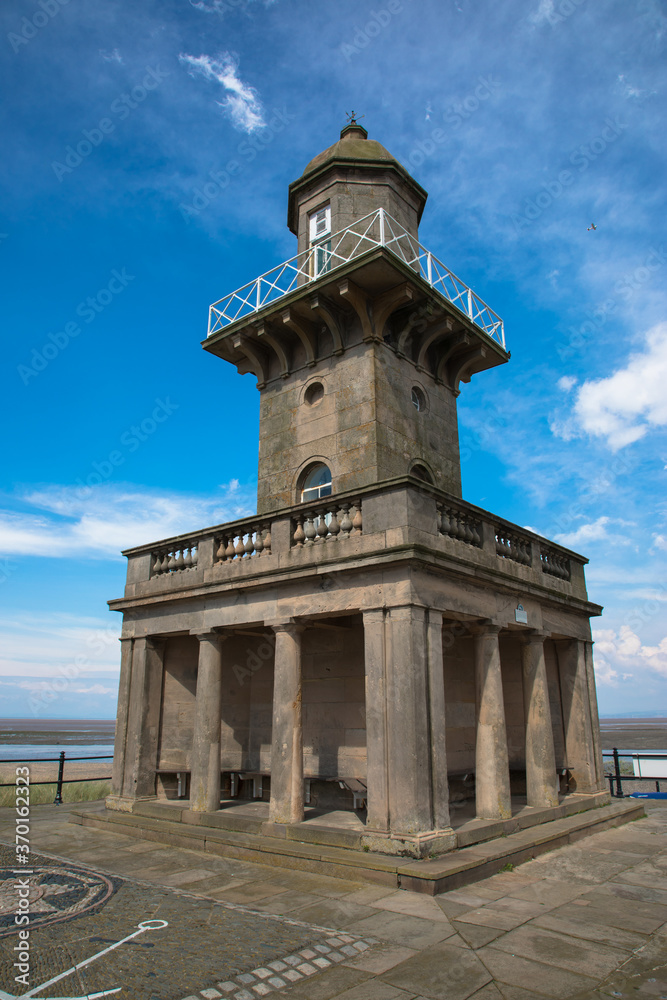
[302,621,366,781]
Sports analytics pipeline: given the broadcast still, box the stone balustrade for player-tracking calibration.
[126,480,586,604]
[540,545,571,581]
[495,527,532,566]
[291,500,362,547]
[437,502,483,548]
[214,523,272,562]
[151,544,199,577]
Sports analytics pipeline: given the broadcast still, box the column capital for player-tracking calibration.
[518,629,549,645]
[143,635,166,653]
[191,630,226,647]
[362,607,386,622]
[469,619,502,637]
[268,619,305,636]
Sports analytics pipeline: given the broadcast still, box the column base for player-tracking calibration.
[105,794,157,813]
[361,827,457,859]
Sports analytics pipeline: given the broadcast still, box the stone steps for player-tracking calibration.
[69,798,643,895]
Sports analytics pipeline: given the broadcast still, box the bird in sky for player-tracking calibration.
[587,223,597,231]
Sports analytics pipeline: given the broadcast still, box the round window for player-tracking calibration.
[411,386,426,411]
[304,382,324,406]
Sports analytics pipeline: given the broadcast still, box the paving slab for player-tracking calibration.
[381,940,492,1000]
[477,946,600,998]
[454,897,547,931]
[489,924,626,978]
[342,942,419,974]
[452,920,506,948]
[531,909,649,950]
[346,910,457,949]
[369,889,452,923]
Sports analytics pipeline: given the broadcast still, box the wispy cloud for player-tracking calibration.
[0,482,255,559]
[179,51,266,132]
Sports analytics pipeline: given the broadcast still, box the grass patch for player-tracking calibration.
[499,862,515,872]
[0,780,111,808]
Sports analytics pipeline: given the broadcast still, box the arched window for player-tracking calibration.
[300,463,332,503]
[410,463,433,484]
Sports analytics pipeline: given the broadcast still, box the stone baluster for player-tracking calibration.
[339,504,353,538]
[152,553,163,575]
[244,532,255,558]
[293,517,305,547]
[253,526,263,556]
[328,507,341,540]
[225,536,235,561]
[262,526,272,555]
[316,508,329,542]
[234,534,245,559]
[352,503,363,534]
[304,515,317,545]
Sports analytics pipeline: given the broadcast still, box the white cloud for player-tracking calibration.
[567,323,667,450]
[179,52,266,132]
[557,375,576,392]
[0,482,255,559]
[553,516,633,549]
[593,625,667,684]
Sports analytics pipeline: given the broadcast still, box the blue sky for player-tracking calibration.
[1,0,665,719]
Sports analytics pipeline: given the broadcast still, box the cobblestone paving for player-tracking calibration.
[0,846,375,1000]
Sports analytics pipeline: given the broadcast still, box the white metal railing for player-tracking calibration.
[207,208,505,348]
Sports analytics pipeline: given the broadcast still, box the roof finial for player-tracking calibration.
[345,110,365,126]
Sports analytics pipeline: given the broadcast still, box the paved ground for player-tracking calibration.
[1,801,666,1000]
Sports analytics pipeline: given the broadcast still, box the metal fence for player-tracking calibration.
[604,748,667,798]
[0,750,113,804]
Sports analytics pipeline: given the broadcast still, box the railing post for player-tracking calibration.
[467,288,473,320]
[613,747,623,798]
[54,750,65,805]
[427,252,433,286]
[378,208,385,246]
[255,279,261,311]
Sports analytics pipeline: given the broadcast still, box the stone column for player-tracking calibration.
[521,632,559,808]
[473,624,512,820]
[556,638,598,793]
[269,622,304,825]
[584,640,606,791]
[190,633,224,813]
[427,609,451,830]
[385,605,432,834]
[120,636,165,804]
[110,637,133,799]
[363,608,389,832]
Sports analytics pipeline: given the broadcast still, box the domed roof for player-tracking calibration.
[301,124,399,177]
[288,124,427,234]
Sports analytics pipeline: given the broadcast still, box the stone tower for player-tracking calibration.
[106,123,610,865]
[203,123,509,513]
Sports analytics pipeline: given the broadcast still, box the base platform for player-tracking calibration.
[69,793,643,895]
